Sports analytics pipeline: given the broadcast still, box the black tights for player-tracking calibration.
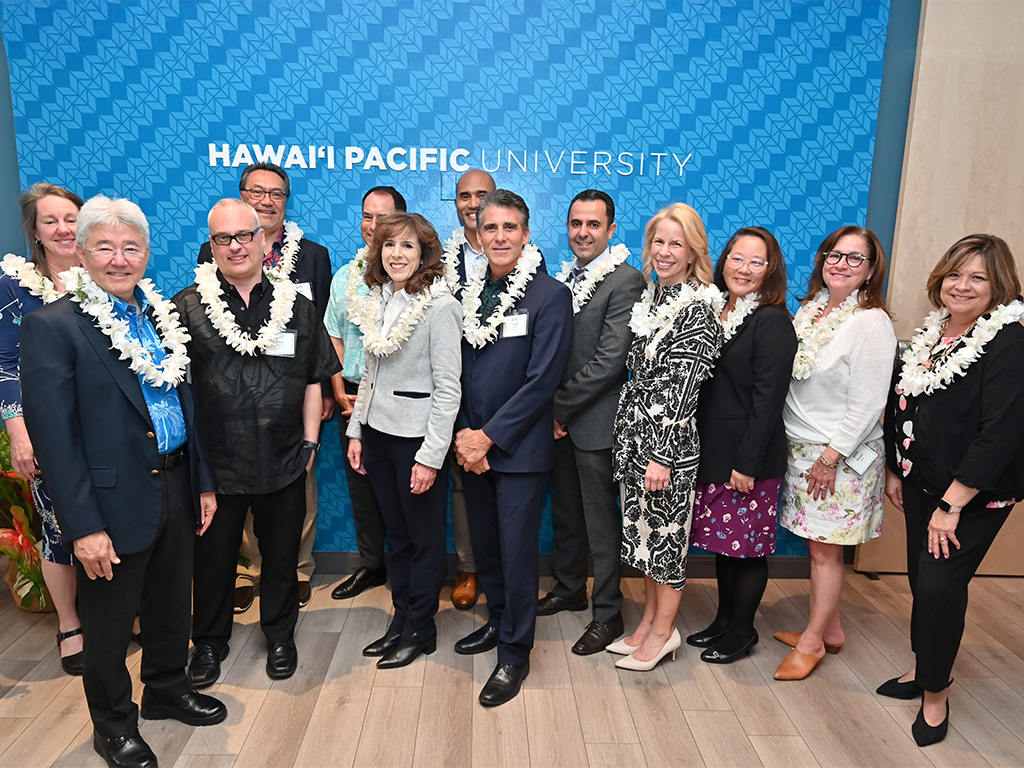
[702,554,768,654]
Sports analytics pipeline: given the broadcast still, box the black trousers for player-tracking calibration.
[462,469,547,666]
[903,476,1011,691]
[549,439,623,622]
[192,473,306,651]
[77,459,193,738]
[361,425,446,639]
[341,378,386,570]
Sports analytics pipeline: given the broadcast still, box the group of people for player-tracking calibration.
[2,164,1022,766]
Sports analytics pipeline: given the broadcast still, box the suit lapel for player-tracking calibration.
[74,306,153,424]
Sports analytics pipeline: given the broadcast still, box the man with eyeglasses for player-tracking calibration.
[198,162,333,614]
[178,198,340,686]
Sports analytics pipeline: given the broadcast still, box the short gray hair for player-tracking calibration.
[476,189,530,231]
[76,195,150,247]
[208,198,260,232]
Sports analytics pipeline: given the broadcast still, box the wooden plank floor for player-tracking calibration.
[1,568,1023,767]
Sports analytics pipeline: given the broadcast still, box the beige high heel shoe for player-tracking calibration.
[614,628,681,671]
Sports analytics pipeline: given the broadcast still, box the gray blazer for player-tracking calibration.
[347,292,463,469]
[553,261,646,451]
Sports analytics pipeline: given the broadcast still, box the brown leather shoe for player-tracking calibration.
[774,648,824,680]
[234,585,255,613]
[571,613,625,655]
[298,581,312,607]
[452,572,479,609]
[773,630,843,654]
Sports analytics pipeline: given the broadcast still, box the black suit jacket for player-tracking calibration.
[20,296,215,554]
[695,304,796,483]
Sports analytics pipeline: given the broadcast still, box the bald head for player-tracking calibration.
[455,169,496,240]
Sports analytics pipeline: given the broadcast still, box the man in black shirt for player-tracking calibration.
[175,198,340,685]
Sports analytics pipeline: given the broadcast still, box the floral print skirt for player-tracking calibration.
[691,477,781,557]
[779,439,885,545]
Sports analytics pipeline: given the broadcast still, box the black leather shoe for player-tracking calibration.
[479,661,530,707]
[331,566,387,600]
[188,643,228,690]
[377,633,437,669]
[140,687,227,726]
[455,625,500,655]
[92,728,157,768]
[57,627,84,676]
[876,676,924,700]
[536,591,588,616]
[912,700,950,747]
[267,641,298,679]
[685,626,727,648]
[571,613,625,656]
[363,629,402,657]
[699,630,759,664]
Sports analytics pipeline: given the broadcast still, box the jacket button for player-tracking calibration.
[146,431,156,438]
[151,469,159,475]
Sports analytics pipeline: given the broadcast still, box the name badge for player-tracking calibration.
[264,329,297,358]
[501,310,529,338]
[294,282,313,301]
[844,442,878,475]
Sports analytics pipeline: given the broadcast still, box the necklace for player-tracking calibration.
[554,244,630,314]
[461,244,543,348]
[896,300,1024,396]
[194,262,297,356]
[1,254,61,303]
[64,267,190,388]
[348,277,448,357]
[440,229,466,287]
[720,292,760,342]
[266,221,303,280]
[791,290,861,380]
[344,246,370,300]
[629,281,725,359]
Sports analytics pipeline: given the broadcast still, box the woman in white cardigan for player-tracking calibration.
[346,212,463,669]
[773,226,896,681]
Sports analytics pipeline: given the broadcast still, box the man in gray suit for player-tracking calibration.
[537,189,646,655]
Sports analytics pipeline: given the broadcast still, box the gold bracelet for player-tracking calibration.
[816,454,839,469]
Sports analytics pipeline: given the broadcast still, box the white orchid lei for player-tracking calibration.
[348,277,449,357]
[554,243,630,314]
[791,289,861,380]
[64,266,190,388]
[1,253,61,304]
[194,261,297,356]
[440,229,467,287]
[266,220,302,280]
[720,292,760,342]
[629,281,725,360]
[896,300,1024,397]
[344,246,371,300]
[461,243,543,348]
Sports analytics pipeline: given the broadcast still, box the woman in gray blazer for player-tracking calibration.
[345,212,463,668]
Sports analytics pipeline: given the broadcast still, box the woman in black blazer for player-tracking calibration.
[688,227,797,663]
[879,234,1024,746]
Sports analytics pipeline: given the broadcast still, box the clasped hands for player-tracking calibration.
[454,428,492,474]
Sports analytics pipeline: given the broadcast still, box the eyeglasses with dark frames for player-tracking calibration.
[823,250,873,268]
[210,228,260,246]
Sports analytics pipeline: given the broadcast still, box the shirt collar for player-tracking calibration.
[576,246,610,275]
[110,286,149,319]
[215,268,271,299]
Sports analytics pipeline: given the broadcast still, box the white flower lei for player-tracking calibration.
[1,253,61,304]
[266,220,302,280]
[554,243,630,314]
[791,289,861,380]
[721,292,760,342]
[440,229,467,287]
[344,246,371,300]
[348,277,449,357]
[194,261,297,356]
[896,300,1024,396]
[461,243,543,348]
[64,266,190,388]
[629,281,725,360]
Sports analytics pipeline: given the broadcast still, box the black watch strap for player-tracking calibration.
[302,440,320,452]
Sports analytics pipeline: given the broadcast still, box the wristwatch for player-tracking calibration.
[937,498,963,514]
[302,440,320,452]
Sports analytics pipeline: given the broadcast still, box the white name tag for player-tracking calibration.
[844,442,877,475]
[294,282,313,301]
[501,310,528,338]
[264,329,297,358]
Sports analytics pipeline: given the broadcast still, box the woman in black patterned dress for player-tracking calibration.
[610,203,723,670]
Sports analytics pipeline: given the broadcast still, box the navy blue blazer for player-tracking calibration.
[20,296,216,555]
[456,271,573,473]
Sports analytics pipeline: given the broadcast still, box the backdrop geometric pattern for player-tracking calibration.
[2,0,889,555]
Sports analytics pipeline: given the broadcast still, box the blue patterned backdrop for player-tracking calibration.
[2,0,889,556]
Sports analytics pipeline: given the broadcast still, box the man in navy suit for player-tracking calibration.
[21,196,226,768]
[453,189,573,706]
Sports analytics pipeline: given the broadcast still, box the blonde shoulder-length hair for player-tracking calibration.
[640,203,714,285]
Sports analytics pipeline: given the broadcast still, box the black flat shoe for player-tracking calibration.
[912,700,949,747]
[479,661,530,707]
[377,633,437,669]
[454,625,499,655]
[92,728,157,768]
[57,627,84,676]
[267,641,298,679]
[685,626,727,648]
[331,566,387,600]
[699,630,759,664]
[363,629,402,657]
[188,643,228,690]
[140,688,227,726]
[536,591,588,616]
[876,676,924,700]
